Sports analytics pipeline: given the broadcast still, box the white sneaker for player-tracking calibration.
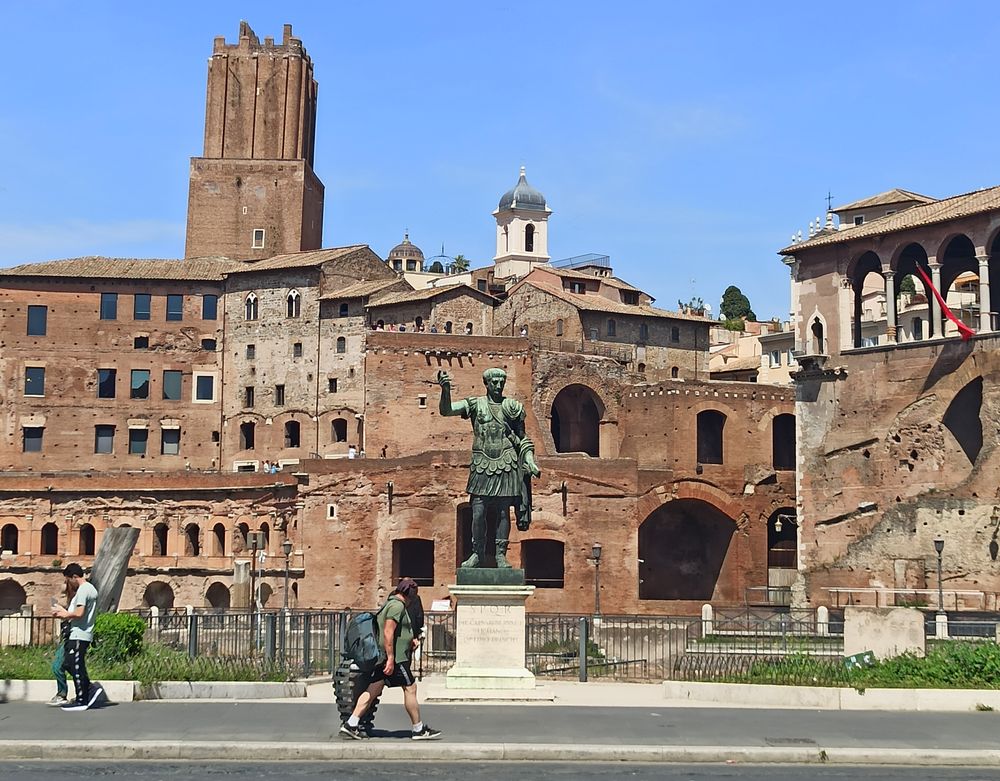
[46,695,68,707]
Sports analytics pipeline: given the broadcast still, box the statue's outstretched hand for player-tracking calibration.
[525,451,542,478]
[436,370,452,388]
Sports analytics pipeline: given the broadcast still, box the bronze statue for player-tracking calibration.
[437,368,541,568]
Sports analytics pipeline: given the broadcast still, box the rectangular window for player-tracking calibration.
[27,305,47,336]
[95,425,115,454]
[24,366,45,396]
[569,282,586,294]
[100,292,118,320]
[162,370,182,400]
[769,350,781,368]
[854,215,865,226]
[252,228,265,248]
[166,294,183,321]
[201,338,217,351]
[246,344,256,359]
[23,427,43,453]
[134,335,149,349]
[477,279,487,292]
[328,378,337,393]
[130,369,150,399]
[244,386,255,408]
[128,428,148,455]
[202,294,218,320]
[133,293,151,320]
[195,374,215,402]
[97,368,117,398]
[161,429,180,456]
[293,342,303,358]
[275,384,286,406]
[671,326,680,343]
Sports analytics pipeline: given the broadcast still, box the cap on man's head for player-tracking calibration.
[395,577,418,597]
[62,563,84,578]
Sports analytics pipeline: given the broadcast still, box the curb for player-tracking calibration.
[1,741,1000,766]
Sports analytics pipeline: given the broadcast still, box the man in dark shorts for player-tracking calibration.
[340,578,441,740]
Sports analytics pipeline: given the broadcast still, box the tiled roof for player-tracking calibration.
[833,189,936,212]
[369,284,495,307]
[711,355,761,373]
[781,185,1000,254]
[225,245,370,273]
[0,256,231,281]
[322,278,402,299]
[515,280,713,323]
[536,265,645,294]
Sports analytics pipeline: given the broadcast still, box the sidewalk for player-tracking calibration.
[2,677,1000,766]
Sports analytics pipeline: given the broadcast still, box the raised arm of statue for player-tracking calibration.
[436,371,468,417]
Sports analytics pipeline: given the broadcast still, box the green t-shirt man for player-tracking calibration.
[377,595,413,663]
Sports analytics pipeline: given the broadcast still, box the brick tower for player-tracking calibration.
[185,22,325,260]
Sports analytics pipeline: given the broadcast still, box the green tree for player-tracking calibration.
[678,296,705,315]
[450,254,470,273]
[720,285,756,322]
[900,275,916,294]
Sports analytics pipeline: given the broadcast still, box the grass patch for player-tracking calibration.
[0,643,293,687]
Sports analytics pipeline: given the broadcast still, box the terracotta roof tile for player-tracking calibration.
[515,280,713,323]
[369,284,496,307]
[832,188,936,212]
[225,245,370,273]
[0,256,231,281]
[781,185,1000,254]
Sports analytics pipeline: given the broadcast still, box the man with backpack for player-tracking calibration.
[340,577,442,740]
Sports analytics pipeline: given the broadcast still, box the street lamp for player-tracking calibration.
[934,538,945,616]
[282,539,293,611]
[591,542,602,619]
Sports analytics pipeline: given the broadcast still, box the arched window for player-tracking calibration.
[78,523,95,556]
[142,581,174,611]
[671,366,679,379]
[259,522,270,552]
[697,410,726,464]
[184,523,201,556]
[206,582,230,610]
[336,336,346,354]
[415,316,424,331]
[639,323,649,342]
[286,290,301,318]
[152,522,169,556]
[338,302,349,318]
[772,414,796,471]
[525,224,535,253]
[811,317,825,354]
[332,419,348,442]
[637,362,646,374]
[244,293,258,321]
[0,580,27,614]
[444,321,453,334]
[41,522,59,555]
[212,523,226,556]
[465,322,473,335]
[607,319,616,337]
[0,525,18,554]
[284,420,301,448]
[555,319,564,337]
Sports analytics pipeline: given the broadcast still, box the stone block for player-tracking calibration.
[843,606,925,660]
[455,568,525,586]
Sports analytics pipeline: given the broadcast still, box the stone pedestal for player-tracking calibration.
[446,583,536,691]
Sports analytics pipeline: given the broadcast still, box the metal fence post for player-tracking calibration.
[327,612,336,673]
[187,612,198,659]
[264,613,277,662]
[302,613,312,677]
[279,609,287,665]
[578,616,589,682]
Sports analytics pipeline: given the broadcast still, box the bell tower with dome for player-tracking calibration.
[493,166,551,279]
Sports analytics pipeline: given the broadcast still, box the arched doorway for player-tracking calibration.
[206,582,231,611]
[767,508,797,570]
[0,579,27,614]
[78,523,96,556]
[550,384,604,456]
[940,235,979,337]
[851,251,885,348]
[638,499,736,601]
[1,524,19,554]
[142,581,175,611]
[40,522,59,555]
[895,243,933,340]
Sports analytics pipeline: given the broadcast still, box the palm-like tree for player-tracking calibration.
[451,254,470,273]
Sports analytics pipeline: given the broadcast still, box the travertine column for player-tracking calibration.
[928,260,944,338]
[977,254,992,332]
[883,270,897,343]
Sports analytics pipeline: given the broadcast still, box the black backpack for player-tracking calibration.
[344,602,390,672]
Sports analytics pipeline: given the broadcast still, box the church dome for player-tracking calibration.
[498,166,547,212]
[388,232,424,262]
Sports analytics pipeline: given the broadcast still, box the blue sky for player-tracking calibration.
[2,2,999,319]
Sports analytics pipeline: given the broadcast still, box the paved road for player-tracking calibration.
[2,763,1000,780]
[1,701,999,749]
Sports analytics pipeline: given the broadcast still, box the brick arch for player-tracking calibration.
[538,377,618,425]
[637,479,743,523]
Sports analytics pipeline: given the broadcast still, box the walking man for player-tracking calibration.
[52,563,102,711]
[340,577,441,740]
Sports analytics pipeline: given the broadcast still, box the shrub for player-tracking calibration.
[94,612,146,662]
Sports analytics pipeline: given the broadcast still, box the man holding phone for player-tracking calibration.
[51,563,102,711]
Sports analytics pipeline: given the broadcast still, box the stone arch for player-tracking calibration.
[638,498,737,601]
[211,523,226,556]
[142,581,175,611]
[939,233,979,337]
[891,242,934,340]
[183,523,201,556]
[152,522,169,557]
[0,579,27,614]
[259,582,273,607]
[849,250,885,348]
[205,582,231,610]
[550,383,606,457]
[259,521,270,552]
[1,523,19,554]
[806,308,827,355]
[78,523,96,556]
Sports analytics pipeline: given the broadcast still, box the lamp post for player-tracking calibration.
[934,538,945,616]
[282,538,293,611]
[591,542,602,619]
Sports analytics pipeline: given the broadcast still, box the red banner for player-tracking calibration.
[914,266,975,341]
